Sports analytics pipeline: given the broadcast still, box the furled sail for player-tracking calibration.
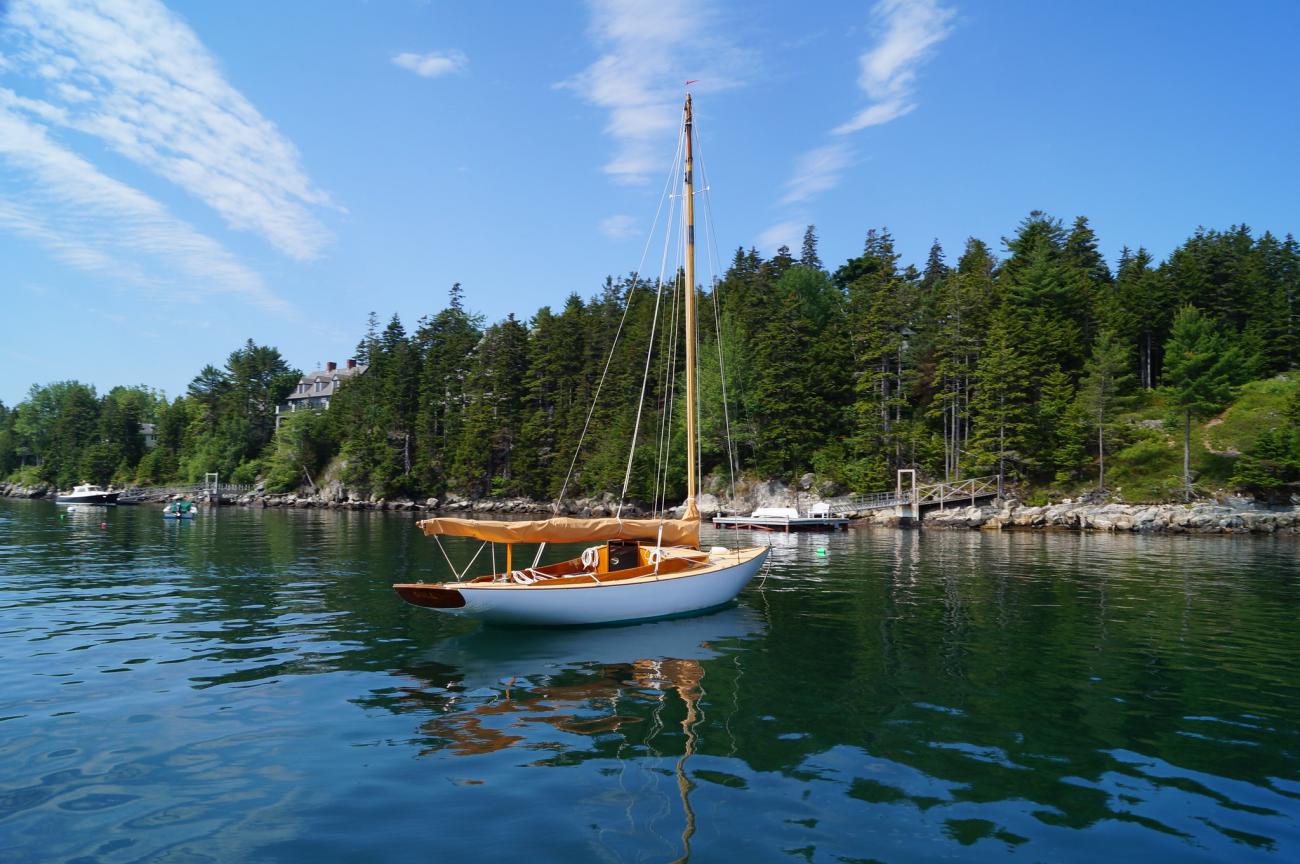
[418,512,699,548]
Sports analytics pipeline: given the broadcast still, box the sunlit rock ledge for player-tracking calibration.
[907,500,1300,534]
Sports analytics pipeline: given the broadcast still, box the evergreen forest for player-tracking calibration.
[4,212,1299,506]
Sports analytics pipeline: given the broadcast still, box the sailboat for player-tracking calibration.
[393,94,769,627]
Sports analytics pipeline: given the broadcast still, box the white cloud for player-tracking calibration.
[757,221,804,255]
[771,1,954,209]
[392,50,467,79]
[834,0,955,135]
[599,214,639,240]
[781,143,854,205]
[4,0,334,260]
[0,100,288,313]
[562,0,752,184]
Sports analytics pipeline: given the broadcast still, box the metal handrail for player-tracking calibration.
[824,475,999,514]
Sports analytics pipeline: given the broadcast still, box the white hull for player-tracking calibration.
[56,493,119,505]
[411,547,768,627]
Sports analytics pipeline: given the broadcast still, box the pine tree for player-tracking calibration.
[1161,306,1242,501]
[969,308,1035,495]
[1037,367,1087,484]
[799,225,822,271]
[1102,248,1172,388]
[378,314,420,491]
[412,285,483,494]
[450,315,529,496]
[927,238,998,481]
[921,238,949,293]
[749,265,848,478]
[1080,329,1137,490]
[839,229,917,484]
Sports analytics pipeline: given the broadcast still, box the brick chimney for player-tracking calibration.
[326,361,337,372]
[347,359,357,369]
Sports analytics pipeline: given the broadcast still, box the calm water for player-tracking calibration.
[1,499,1298,863]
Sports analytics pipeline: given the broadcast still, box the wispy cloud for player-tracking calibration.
[4,0,334,260]
[757,220,804,254]
[562,0,751,184]
[0,98,287,313]
[781,143,854,205]
[599,213,639,240]
[392,50,467,79]
[774,0,954,211]
[834,0,955,135]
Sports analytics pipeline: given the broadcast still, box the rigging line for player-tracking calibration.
[696,130,738,509]
[659,203,688,514]
[616,255,669,515]
[694,125,740,506]
[554,123,687,511]
[650,164,683,516]
[433,535,487,582]
[697,134,761,479]
[652,180,685,517]
[618,137,685,517]
[653,264,682,517]
[651,278,672,515]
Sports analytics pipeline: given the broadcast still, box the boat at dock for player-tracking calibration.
[393,93,768,627]
[55,484,119,505]
[713,504,849,532]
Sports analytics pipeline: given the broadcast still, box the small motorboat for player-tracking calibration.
[56,483,120,505]
[163,500,198,520]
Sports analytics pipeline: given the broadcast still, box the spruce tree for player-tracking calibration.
[799,225,822,271]
[413,285,483,494]
[970,308,1034,495]
[1037,367,1087,485]
[1161,306,1242,501]
[1080,329,1137,490]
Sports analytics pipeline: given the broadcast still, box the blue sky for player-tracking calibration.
[1,0,1297,406]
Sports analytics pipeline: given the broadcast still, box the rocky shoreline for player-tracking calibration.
[877,499,1300,534]
[3,482,1297,535]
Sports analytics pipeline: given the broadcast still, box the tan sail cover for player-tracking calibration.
[418,512,699,547]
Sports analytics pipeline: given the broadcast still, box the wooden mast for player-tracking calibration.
[683,94,698,516]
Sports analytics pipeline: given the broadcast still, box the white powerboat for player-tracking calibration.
[56,483,119,505]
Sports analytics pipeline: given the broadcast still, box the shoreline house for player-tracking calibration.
[276,359,368,428]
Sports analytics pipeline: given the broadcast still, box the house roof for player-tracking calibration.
[286,363,368,402]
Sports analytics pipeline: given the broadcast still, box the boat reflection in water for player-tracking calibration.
[376,606,765,859]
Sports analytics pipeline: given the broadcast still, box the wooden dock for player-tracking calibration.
[712,506,849,532]
[714,475,1000,530]
[820,475,1000,516]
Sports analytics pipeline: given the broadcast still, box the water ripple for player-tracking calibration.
[1,501,1297,861]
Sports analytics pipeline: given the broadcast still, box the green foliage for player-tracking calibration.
[0,400,17,478]
[969,307,1035,486]
[1230,381,1300,501]
[1037,368,1088,484]
[1162,306,1243,499]
[1231,428,1299,501]
[6,215,1298,507]
[1080,329,1138,489]
[265,410,335,493]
